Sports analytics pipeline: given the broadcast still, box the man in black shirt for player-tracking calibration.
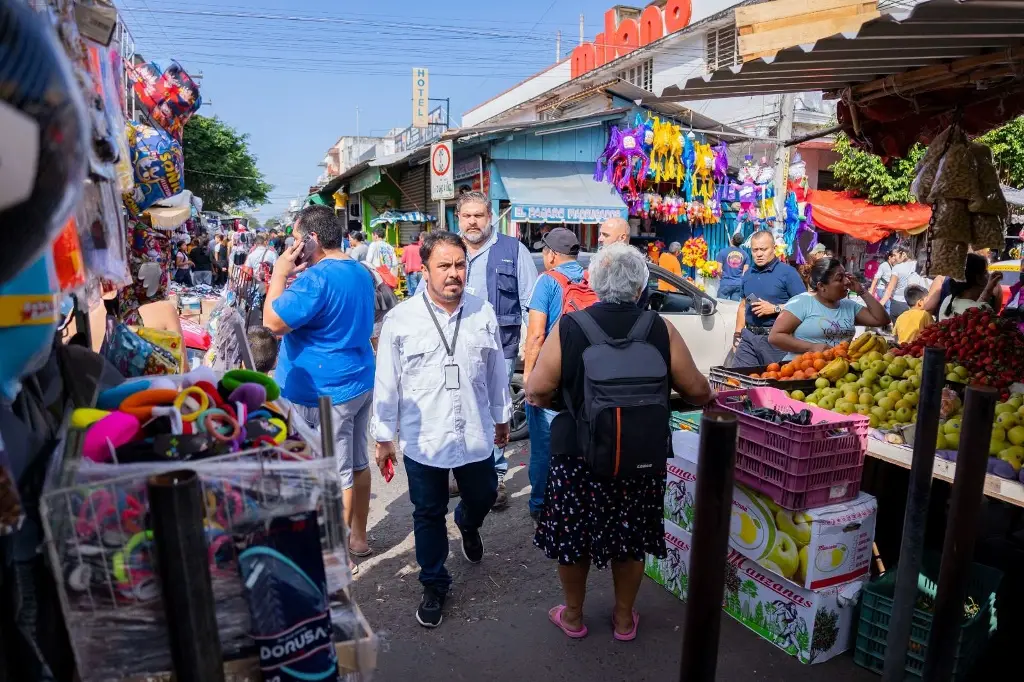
[190,239,213,286]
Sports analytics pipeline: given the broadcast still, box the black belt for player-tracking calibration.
[744,325,773,336]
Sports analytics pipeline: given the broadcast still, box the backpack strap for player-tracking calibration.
[570,309,612,346]
[627,310,658,341]
[547,270,570,288]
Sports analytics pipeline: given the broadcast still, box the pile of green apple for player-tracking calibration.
[938,394,1024,481]
[789,350,952,430]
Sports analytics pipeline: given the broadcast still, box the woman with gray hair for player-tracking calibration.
[525,242,713,642]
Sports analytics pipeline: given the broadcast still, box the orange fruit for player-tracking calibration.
[813,359,826,370]
[805,369,818,379]
[792,371,805,379]
[780,365,795,378]
[822,349,835,361]
[750,373,761,379]
[766,363,781,373]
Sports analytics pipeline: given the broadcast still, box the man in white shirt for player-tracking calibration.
[244,234,278,270]
[372,231,512,629]
[365,226,398,276]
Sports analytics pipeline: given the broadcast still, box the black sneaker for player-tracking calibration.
[459,525,484,563]
[416,587,446,628]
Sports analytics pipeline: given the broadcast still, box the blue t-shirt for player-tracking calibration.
[272,259,376,406]
[716,246,748,285]
[528,261,586,335]
[782,293,864,359]
[741,258,808,328]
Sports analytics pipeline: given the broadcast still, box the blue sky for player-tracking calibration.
[118,0,618,219]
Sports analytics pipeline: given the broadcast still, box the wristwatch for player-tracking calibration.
[774,304,782,314]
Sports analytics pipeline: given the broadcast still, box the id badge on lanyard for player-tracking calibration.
[423,295,464,390]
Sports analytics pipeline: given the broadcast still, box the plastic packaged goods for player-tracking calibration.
[927,238,969,280]
[40,450,364,682]
[910,125,955,202]
[967,142,1008,217]
[970,212,1007,251]
[927,129,978,205]
[931,198,972,242]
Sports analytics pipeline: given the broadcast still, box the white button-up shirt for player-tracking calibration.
[372,291,513,469]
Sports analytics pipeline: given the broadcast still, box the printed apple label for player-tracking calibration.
[0,101,39,212]
[814,544,848,573]
[729,487,774,557]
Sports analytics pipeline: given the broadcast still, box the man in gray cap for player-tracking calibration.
[522,227,592,521]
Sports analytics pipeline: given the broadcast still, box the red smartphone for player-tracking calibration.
[383,459,395,483]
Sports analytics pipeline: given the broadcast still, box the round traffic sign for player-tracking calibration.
[431,144,451,176]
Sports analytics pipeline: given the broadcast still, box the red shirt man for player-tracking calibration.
[401,233,426,274]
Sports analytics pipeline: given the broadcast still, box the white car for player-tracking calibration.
[508,253,736,440]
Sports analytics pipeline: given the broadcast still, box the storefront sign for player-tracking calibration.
[454,155,483,182]
[412,67,429,128]
[511,204,627,224]
[430,141,455,201]
[571,1,693,78]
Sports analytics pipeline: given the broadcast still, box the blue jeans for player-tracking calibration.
[404,455,498,593]
[719,282,743,301]
[731,328,787,367]
[493,357,516,477]
[526,405,557,515]
[406,271,422,295]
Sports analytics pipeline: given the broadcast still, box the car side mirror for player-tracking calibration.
[699,298,715,316]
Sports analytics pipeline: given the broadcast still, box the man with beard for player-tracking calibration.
[415,192,536,507]
[372,231,512,628]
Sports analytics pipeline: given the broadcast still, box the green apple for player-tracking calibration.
[856,404,871,416]
[995,412,1019,430]
[991,439,1005,456]
[883,353,895,362]
[1018,404,1024,418]
[878,397,896,411]
[790,390,806,401]
[815,377,831,389]
[895,380,910,394]
[945,431,961,449]
[894,399,912,411]
[776,510,812,546]
[936,433,949,449]
[861,369,879,384]
[1008,426,1024,447]
[945,363,956,374]
[954,365,969,379]
[886,363,904,378]
[943,417,962,434]
[998,445,1024,471]
[905,391,920,407]
[836,402,856,415]
[859,393,875,406]
[879,375,894,389]
[894,407,912,423]
[870,360,886,373]
[991,425,1006,442]
[850,361,862,373]
[946,372,964,384]
[995,403,1016,416]
[910,374,922,389]
[870,406,887,419]
[869,414,880,428]
[824,388,842,399]
[843,391,860,404]
[796,545,809,585]
[818,396,836,410]
[768,531,800,579]
[805,397,818,405]
[844,373,858,383]
[1008,395,1023,409]
[880,421,893,430]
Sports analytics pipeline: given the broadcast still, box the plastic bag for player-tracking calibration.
[926,238,968,279]
[911,125,955,203]
[970,212,1006,251]
[129,60,202,141]
[134,326,185,372]
[928,132,978,204]
[122,122,185,215]
[967,143,1008,216]
[931,198,972,242]
[103,322,178,377]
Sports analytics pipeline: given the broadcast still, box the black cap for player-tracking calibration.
[541,227,580,256]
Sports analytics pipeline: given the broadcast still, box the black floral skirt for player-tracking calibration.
[534,448,667,568]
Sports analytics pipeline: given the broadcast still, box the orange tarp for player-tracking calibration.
[807,190,932,243]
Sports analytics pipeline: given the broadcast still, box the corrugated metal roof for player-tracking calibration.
[654,0,1024,102]
[442,108,632,143]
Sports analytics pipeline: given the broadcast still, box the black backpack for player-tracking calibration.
[568,309,672,478]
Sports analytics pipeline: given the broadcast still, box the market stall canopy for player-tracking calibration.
[369,210,435,227]
[492,159,628,224]
[808,190,931,244]
[651,0,1024,156]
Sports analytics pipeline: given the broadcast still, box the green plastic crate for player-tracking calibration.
[853,557,1001,680]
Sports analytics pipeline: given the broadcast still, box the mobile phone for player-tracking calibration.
[745,293,760,304]
[383,458,395,483]
[295,236,317,266]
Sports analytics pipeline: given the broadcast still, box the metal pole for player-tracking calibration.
[882,346,945,681]
[148,470,225,682]
[679,411,738,682]
[921,385,998,681]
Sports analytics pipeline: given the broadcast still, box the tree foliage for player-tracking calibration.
[264,217,282,229]
[182,115,272,213]
[977,116,1024,188]
[829,133,925,205]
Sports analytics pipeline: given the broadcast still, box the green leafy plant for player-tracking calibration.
[977,116,1024,188]
[811,608,840,662]
[754,601,765,627]
[829,133,925,205]
[182,115,272,212]
[795,628,810,656]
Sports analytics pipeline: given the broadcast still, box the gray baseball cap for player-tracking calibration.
[541,227,580,256]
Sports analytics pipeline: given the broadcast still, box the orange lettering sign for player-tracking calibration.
[571,1,693,78]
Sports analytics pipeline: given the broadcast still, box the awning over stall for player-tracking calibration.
[492,160,627,224]
[808,190,931,244]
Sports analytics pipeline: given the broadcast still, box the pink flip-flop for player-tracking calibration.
[548,605,588,639]
[612,610,639,641]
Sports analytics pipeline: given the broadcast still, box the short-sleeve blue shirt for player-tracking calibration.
[272,258,376,406]
[716,246,748,285]
[740,258,808,328]
[528,261,586,335]
[782,293,864,359]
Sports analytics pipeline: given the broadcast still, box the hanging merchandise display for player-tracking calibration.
[0,251,62,401]
[912,123,1009,279]
[122,122,186,215]
[0,0,90,287]
[128,60,203,141]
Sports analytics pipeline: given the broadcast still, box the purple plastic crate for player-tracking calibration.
[712,388,868,510]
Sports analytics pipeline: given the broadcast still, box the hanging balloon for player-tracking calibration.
[123,122,185,215]
[0,1,90,287]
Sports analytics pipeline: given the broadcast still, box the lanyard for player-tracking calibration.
[423,294,462,357]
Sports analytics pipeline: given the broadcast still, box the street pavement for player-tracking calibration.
[351,439,877,682]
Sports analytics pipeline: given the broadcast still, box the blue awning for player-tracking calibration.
[492,160,627,224]
[370,210,435,227]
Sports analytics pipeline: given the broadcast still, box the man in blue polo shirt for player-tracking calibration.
[732,231,806,367]
[522,228,585,521]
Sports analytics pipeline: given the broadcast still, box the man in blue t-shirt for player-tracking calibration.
[263,205,377,560]
[716,233,749,301]
[731,231,807,367]
[522,228,586,521]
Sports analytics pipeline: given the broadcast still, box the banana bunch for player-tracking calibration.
[848,332,888,360]
[819,357,850,382]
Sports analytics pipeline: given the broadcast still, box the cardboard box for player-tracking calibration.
[645,518,862,665]
[668,431,877,590]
